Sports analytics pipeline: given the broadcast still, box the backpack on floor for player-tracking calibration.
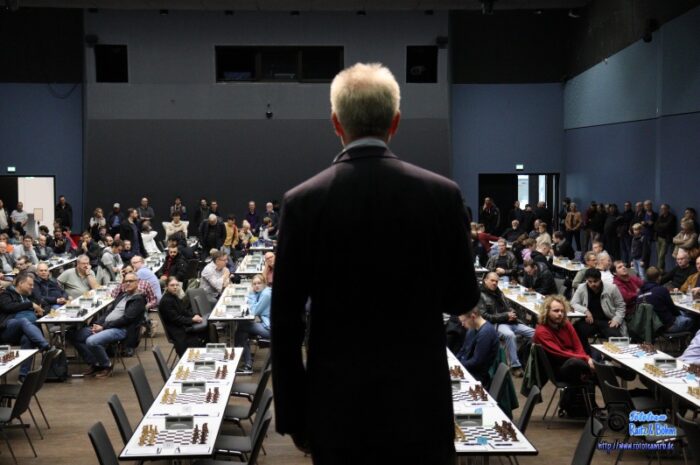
[45,350,69,382]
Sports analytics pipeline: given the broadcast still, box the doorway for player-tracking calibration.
[0,176,56,236]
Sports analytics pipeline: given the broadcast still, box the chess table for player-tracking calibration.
[0,349,38,379]
[47,255,78,273]
[498,283,586,320]
[208,285,256,346]
[447,350,537,458]
[234,254,265,275]
[120,347,242,461]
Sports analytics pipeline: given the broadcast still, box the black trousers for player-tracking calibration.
[574,318,622,355]
[557,357,592,384]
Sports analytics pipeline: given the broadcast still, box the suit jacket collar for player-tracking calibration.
[332,144,398,164]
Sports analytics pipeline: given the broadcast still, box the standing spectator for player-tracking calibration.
[107,203,125,237]
[222,215,239,255]
[508,200,523,223]
[612,260,643,316]
[0,199,8,234]
[534,201,553,233]
[10,202,28,237]
[480,197,500,235]
[264,202,279,230]
[192,198,210,233]
[565,202,582,251]
[672,219,698,259]
[244,201,260,235]
[603,204,621,260]
[89,207,107,241]
[140,221,160,256]
[137,197,155,223]
[654,203,677,273]
[170,196,187,220]
[521,204,535,234]
[558,197,571,232]
[119,208,146,258]
[619,201,635,265]
[682,207,700,237]
[54,195,73,229]
[209,200,223,220]
[642,200,657,244]
[199,214,225,254]
[630,223,650,277]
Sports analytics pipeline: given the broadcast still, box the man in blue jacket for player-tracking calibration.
[33,262,68,309]
[456,306,500,386]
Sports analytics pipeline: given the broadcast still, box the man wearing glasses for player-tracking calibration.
[131,255,162,304]
[69,272,146,378]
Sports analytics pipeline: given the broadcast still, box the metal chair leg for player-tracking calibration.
[18,416,37,457]
[34,394,50,429]
[0,427,18,465]
[542,389,557,420]
[27,407,43,439]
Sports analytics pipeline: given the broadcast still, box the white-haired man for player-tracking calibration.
[271,63,478,464]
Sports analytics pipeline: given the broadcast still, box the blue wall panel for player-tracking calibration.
[0,83,83,225]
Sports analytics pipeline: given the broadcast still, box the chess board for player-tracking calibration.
[654,367,689,379]
[613,345,657,355]
[453,391,489,402]
[186,352,234,362]
[153,429,202,446]
[161,392,221,405]
[457,426,520,446]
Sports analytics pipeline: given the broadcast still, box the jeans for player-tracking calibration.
[631,259,645,278]
[13,310,38,324]
[667,314,694,333]
[71,326,127,367]
[620,235,632,264]
[566,230,581,251]
[497,323,535,368]
[656,237,669,273]
[1,318,49,376]
[234,321,270,366]
[573,319,622,355]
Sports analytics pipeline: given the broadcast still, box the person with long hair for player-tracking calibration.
[235,273,271,373]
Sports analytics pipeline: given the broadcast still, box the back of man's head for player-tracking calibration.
[584,267,602,281]
[330,63,400,141]
[645,266,661,283]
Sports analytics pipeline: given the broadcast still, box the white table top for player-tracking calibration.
[0,349,38,378]
[208,285,255,322]
[671,294,700,315]
[447,349,537,456]
[36,289,114,324]
[592,343,700,408]
[498,283,586,319]
[235,255,264,275]
[145,253,165,274]
[120,347,242,460]
[47,255,77,272]
[551,258,585,272]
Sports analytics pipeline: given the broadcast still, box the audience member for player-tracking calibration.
[638,267,693,333]
[200,251,230,305]
[199,214,225,254]
[70,272,145,378]
[485,239,517,279]
[653,203,676,273]
[12,235,38,265]
[33,262,68,309]
[158,277,205,357]
[508,200,523,223]
[244,201,260,234]
[528,219,541,239]
[10,202,28,236]
[564,202,582,250]
[52,228,75,256]
[630,223,650,277]
[603,203,621,260]
[54,195,73,229]
[140,221,160,256]
[238,220,254,248]
[137,197,155,223]
[455,306,500,386]
[619,201,634,264]
[612,260,643,316]
[131,255,162,304]
[0,199,8,234]
[552,231,575,259]
[119,208,146,257]
[159,246,187,284]
[222,215,239,255]
[170,196,187,220]
[193,198,210,231]
[641,200,657,243]
[57,254,99,298]
[672,219,698,259]
[480,197,500,235]
[119,239,136,263]
[259,217,276,241]
[209,200,223,220]
[89,207,106,241]
[572,268,626,354]
[534,201,553,232]
[661,249,694,289]
[235,273,271,373]
[78,230,101,268]
[679,256,700,298]
[521,204,535,233]
[34,235,53,261]
[682,207,700,238]
[264,202,279,229]
[522,259,557,295]
[477,272,534,377]
[502,219,524,243]
[107,203,125,237]
[165,211,188,239]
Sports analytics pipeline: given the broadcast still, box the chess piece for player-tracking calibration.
[206,389,212,403]
[221,365,228,378]
[215,367,221,379]
[213,387,220,403]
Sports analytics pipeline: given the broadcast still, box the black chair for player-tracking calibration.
[507,385,542,465]
[155,307,178,367]
[533,343,592,426]
[195,411,272,465]
[593,361,660,413]
[214,389,273,460]
[107,394,132,445]
[0,368,41,465]
[0,348,59,438]
[231,352,272,402]
[676,413,700,464]
[152,345,171,383]
[571,416,604,465]
[657,331,692,356]
[128,364,154,415]
[224,365,272,430]
[487,362,509,400]
[184,259,200,282]
[193,293,213,318]
[88,421,119,465]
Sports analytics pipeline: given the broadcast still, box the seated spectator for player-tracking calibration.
[533,295,594,383]
[12,235,38,265]
[63,226,78,250]
[2,272,44,324]
[34,235,53,261]
[612,260,643,316]
[661,248,694,289]
[168,233,194,260]
[679,328,700,364]
[630,223,650,277]
[131,255,162,304]
[528,219,541,240]
[672,219,698,258]
[535,222,552,247]
[238,220,254,249]
[159,277,205,357]
[165,211,188,239]
[679,255,700,298]
[97,240,123,285]
[98,233,113,250]
[530,241,553,271]
[0,240,15,274]
[477,272,534,377]
[89,207,107,241]
[70,272,145,378]
[234,274,271,373]
[159,246,187,284]
[200,251,230,305]
[552,231,575,260]
[111,265,157,311]
[0,271,51,380]
[52,228,75,256]
[14,256,35,274]
[222,215,239,255]
[590,240,605,256]
[501,219,524,243]
[200,214,225,255]
[120,239,136,263]
[140,221,160,256]
[596,251,614,285]
[33,262,68,309]
[572,268,626,354]
[520,238,536,263]
[57,254,99,299]
[259,217,276,241]
[77,230,101,268]
[572,251,598,290]
[485,239,517,279]
[510,233,529,265]
[522,259,557,295]
[638,266,693,333]
[263,252,275,286]
[455,305,500,386]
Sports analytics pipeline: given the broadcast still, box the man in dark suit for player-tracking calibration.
[271,63,479,465]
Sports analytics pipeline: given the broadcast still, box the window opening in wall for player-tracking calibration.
[94,44,128,83]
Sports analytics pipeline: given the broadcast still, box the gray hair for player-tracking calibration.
[330,63,400,140]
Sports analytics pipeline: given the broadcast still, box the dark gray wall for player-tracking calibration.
[0,83,84,224]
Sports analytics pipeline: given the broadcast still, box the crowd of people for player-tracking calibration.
[0,195,278,379]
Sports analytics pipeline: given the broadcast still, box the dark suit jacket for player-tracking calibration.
[271,144,479,461]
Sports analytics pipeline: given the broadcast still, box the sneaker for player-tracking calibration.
[236,364,253,375]
[511,367,524,378]
[82,366,101,377]
[95,366,113,378]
